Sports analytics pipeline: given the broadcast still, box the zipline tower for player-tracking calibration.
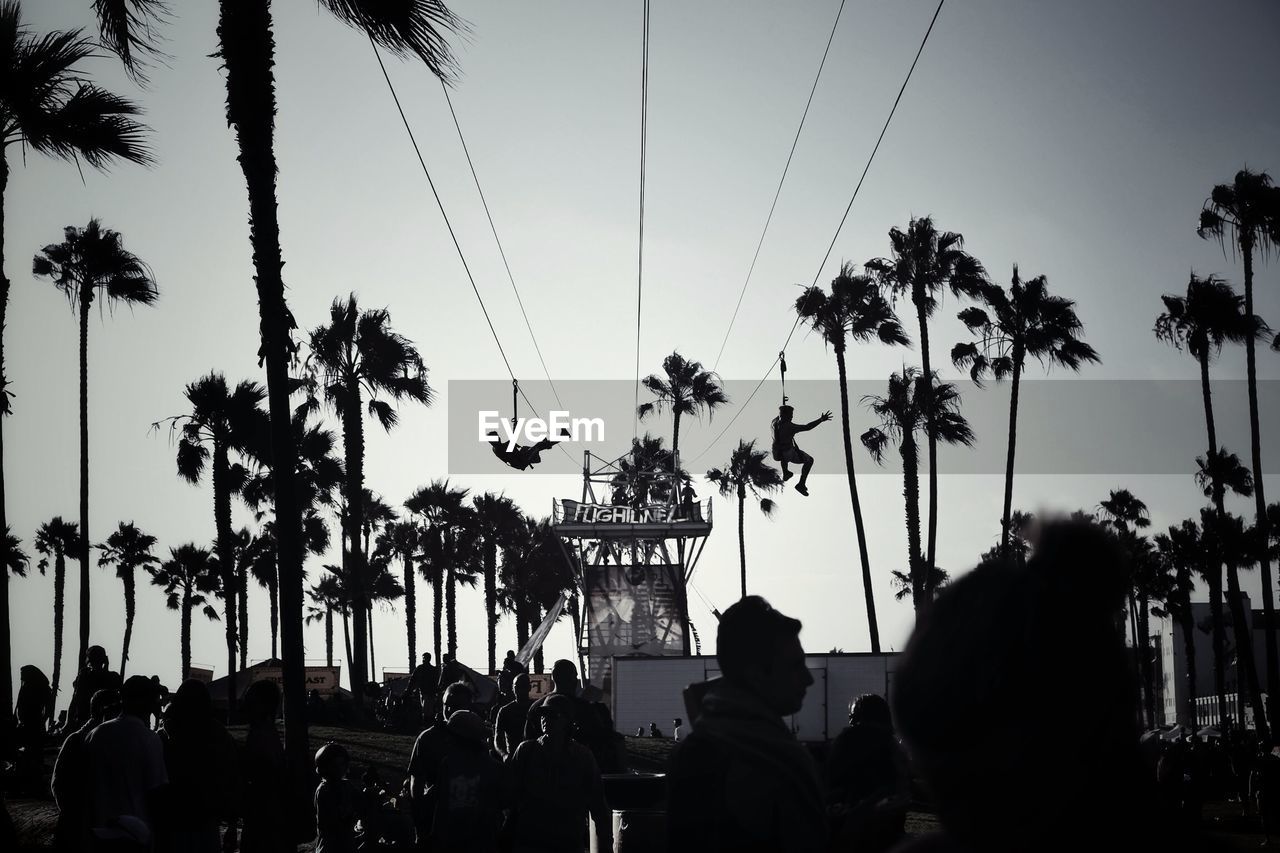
[553,450,712,701]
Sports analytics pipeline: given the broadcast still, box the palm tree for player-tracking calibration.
[33,220,158,668]
[1097,488,1152,659]
[306,294,432,697]
[440,504,481,661]
[0,4,151,713]
[637,351,729,466]
[357,490,395,680]
[365,549,406,680]
[473,492,522,674]
[34,517,80,722]
[861,369,975,610]
[866,218,988,580]
[1128,534,1167,729]
[1203,507,1269,734]
[609,434,687,508]
[954,266,1099,553]
[500,515,576,673]
[406,479,469,664]
[96,521,158,677]
[1198,169,1280,715]
[158,372,265,711]
[795,262,908,651]
[150,544,220,682]
[706,440,782,599]
[375,519,420,671]
[306,576,345,668]
[1156,521,1204,726]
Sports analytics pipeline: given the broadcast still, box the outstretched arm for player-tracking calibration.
[797,411,833,432]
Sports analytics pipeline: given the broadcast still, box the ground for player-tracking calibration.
[5,726,1269,850]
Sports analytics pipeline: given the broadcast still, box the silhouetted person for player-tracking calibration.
[487,427,567,471]
[407,680,475,849]
[495,673,534,761]
[498,649,527,695]
[673,717,685,742]
[159,679,239,853]
[67,646,122,732]
[83,675,167,852]
[238,680,289,853]
[439,653,464,694]
[53,688,120,853]
[410,652,438,719]
[506,694,611,853]
[13,664,51,794]
[666,595,825,853]
[891,520,1213,853]
[314,743,358,853]
[648,721,664,739]
[770,406,831,496]
[431,710,502,852]
[825,693,909,853]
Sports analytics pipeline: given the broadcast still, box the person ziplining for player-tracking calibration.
[771,405,832,496]
[487,428,568,471]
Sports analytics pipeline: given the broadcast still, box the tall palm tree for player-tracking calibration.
[954,266,1099,552]
[795,262,908,651]
[1127,533,1167,729]
[609,434,688,508]
[96,521,158,677]
[94,0,460,801]
[473,492,522,674]
[406,479,469,664]
[159,372,265,711]
[706,439,782,599]
[1198,169,1280,717]
[34,517,78,722]
[1097,488,1152,658]
[306,576,345,668]
[307,294,432,697]
[441,504,481,661]
[33,220,157,667]
[1156,521,1203,726]
[500,515,576,673]
[357,490,395,680]
[365,549,405,680]
[0,3,151,714]
[866,218,988,580]
[1203,507,1269,735]
[375,519,420,671]
[149,544,220,682]
[861,369,975,610]
[637,351,729,466]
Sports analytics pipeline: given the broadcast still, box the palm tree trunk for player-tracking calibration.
[902,438,925,610]
[672,412,681,470]
[342,609,352,688]
[738,485,747,599]
[212,442,238,713]
[1179,594,1198,726]
[368,602,376,683]
[1000,353,1023,554]
[120,568,135,678]
[916,301,939,595]
[269,576,278,659]
[1242,242,1280,727]
[341,399,369,699]
[835,344,880,651]
[531,602,544,674]
[515,598,529,653]
[404,552,416,670]
[446,568,457,659]
[485,540,497,674]
[77,294,91,669]
[1138,596,1156,727]
[239,560,249,671]
[1201,350,1269,740]
[0,159,12,718]
[218,0,310,821]
[181,590,192,681]
[432,573,443,664]
[324,608,333,668]
[1208,566,1229,725]
[50,557,65,725]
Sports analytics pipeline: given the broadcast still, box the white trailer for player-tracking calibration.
[611,653,899,743]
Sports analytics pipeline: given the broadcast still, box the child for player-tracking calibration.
[314,743,358,853]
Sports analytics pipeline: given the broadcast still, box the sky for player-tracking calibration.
[6,0,1280,707]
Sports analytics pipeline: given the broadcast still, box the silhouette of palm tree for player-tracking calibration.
[356,490,396,680]
[637,351,729,466]
[1155,521,1207,726]
[866,218,987,585]
[307,294,432,697]
[406,479,470,662]
[374,519,420,671]
[795,262,908,651]
[96,522,159,678]
[706,440,782,599]
[473,492,523,674]
[34,517,78,723]
[306,575,345,669]
[365,545,405,681]
[954,266,1098,554]
[33,220,157,671]
[0,3,150,713]
[500,515,575,674]
[1198,169,1280,715]
[862,369,974,610]
[150,544,220,682]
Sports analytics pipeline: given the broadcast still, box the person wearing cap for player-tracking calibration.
[66,646,122,733]
[506,693,611,853]
[770,405,831,496]
[314,743,357,853]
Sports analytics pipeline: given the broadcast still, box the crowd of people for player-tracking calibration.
[2,518,1273,851]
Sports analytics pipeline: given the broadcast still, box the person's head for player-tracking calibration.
[674,717,683,727]
[715,596,811,716]
[778,405,794,423]
[446,709,488,743]
[86,645,108,671]
[168,679,213,729]
[550,659,579,696]
[421,652,431,665]
[314,742,350,782]
[505,650,515,661]
[849,693,891,728]
[441,681,474,718]
[513,673,531,701]
[536,694,573,741]
[243,679,281,724]
[892,519,1144,849]
[121,675,159,720]
[89,688,121,724]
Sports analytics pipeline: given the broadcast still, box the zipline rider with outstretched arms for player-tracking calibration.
[771,405,831,496]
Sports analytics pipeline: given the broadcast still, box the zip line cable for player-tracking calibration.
[438,79,567,413]
[711,0,848,373]
[633,0,651,441]
[686,0,948,465]
[370,41,572,462]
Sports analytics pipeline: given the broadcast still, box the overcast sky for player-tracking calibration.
[7,0,1280,706]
